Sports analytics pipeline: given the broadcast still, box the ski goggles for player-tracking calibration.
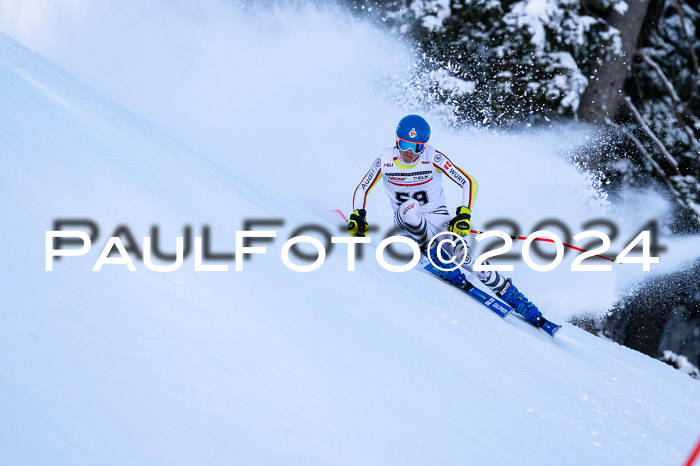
[396,137,426,154]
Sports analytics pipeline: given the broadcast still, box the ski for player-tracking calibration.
[540,319,562,337]
[452,278,514,318]
[421,260,561,337]
[421,261,512,318]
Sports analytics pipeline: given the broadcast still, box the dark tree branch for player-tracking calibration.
[623,96,681,174]
[639,51,700,153]
[610,121,690,208]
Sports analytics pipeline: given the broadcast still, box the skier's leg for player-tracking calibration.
[452,239,507,290]
[397,203,467,286]
[453,239,544,326]
[394,199,432,250]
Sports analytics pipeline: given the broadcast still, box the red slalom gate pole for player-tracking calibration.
[333,210,617,263]
[470,229,618,263]
[685,437,700,466]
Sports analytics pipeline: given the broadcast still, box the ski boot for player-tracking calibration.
[425,245,468,287]
[497,279,544,327]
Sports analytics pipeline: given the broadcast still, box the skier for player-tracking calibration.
[348,114,545,327]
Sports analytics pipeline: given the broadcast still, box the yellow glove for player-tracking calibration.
[449,206,472,236]
[347,209,368,237]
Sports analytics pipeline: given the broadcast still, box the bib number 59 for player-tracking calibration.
[396,190,429,205]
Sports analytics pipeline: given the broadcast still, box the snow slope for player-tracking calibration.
[3,0,698,320]
[1,6,700,466]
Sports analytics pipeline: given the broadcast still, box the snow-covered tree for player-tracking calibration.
[351,0,621,125]
[618,0,700,223]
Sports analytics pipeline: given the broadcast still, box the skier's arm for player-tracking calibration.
[352,156,383,211]
[432,150,479,211]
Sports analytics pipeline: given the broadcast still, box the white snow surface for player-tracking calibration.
[1,2,700,465]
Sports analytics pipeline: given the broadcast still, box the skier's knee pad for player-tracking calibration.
[396,199,424,229]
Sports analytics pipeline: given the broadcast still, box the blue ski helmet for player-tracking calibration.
[396,114,430,154]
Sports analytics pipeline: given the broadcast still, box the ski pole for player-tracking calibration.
[334,209,348,223]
